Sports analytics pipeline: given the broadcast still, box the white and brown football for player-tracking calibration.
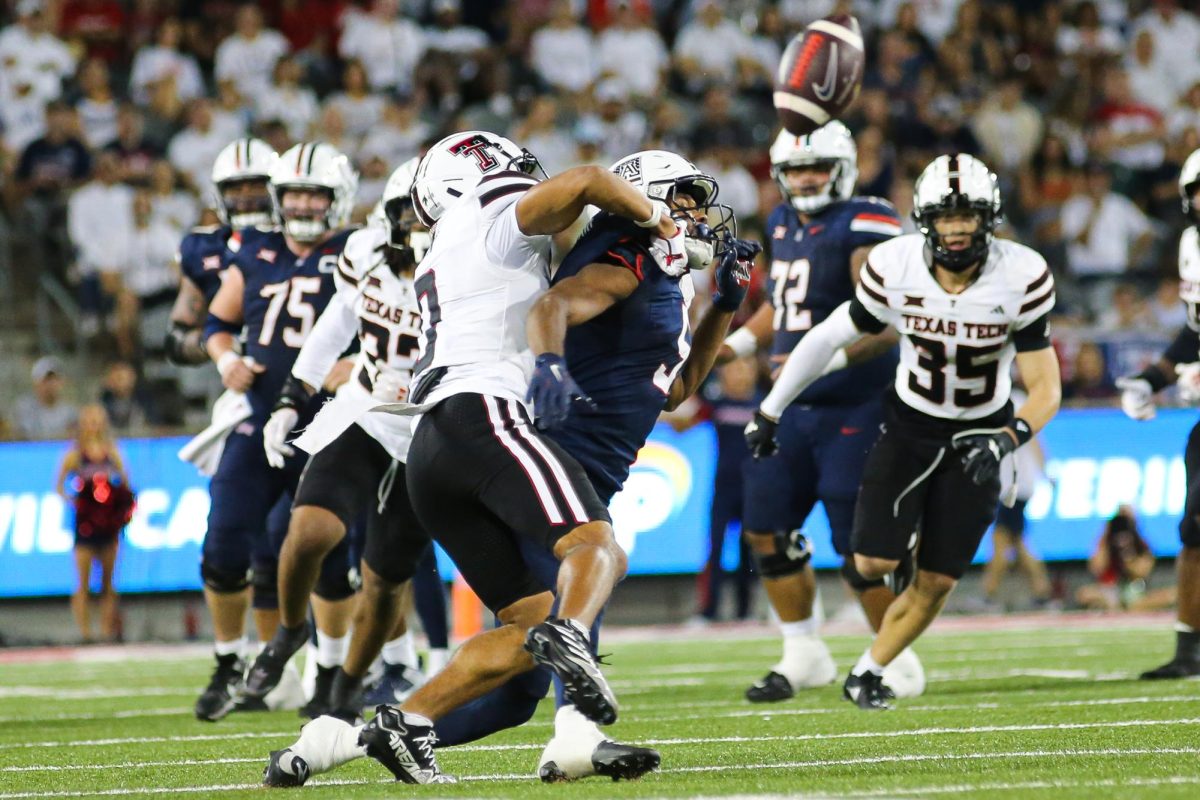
[773,13,865,137]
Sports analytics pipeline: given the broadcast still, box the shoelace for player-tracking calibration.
[414,730,439,766]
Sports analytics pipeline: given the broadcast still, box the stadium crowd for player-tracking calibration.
[1,0,1197,440]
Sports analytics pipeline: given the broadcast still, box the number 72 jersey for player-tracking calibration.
[850,233,1056,420]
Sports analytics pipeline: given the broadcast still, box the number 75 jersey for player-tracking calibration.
[851,233,1056,420]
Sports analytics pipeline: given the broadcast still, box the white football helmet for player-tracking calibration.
[1180,147,1200,220]
[769,121,858,215]
[381,157,431,265]
[210,138,278,228]
[410,130,539,226]
[912,154,1003,272]
[269,142,359,242]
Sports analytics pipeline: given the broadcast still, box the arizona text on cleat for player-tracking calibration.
[882,647,926,698]
[1140,658,1200,680]
[358,705,455,784]
[243,623,309,700]
[194,653,245,721]
[745,670,794,703]
[263,748,311,788]
[537,705,659,782]
[362,662,426,706]
[843,671,894,711]
[524,617,618,725]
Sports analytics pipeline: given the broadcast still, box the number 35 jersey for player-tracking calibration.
[766,197,900,406]
[849,234,1055,421]
[226,226,355,418]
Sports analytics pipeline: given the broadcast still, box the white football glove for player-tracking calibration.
[262,407,299,468]
[1177,363,1200,405]
[1115,376,1156,421]
[371,370,409,403]
[650,223,689,277]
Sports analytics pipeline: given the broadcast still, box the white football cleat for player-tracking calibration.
[882,647,926,698]
[265,661,306,710]
[537,706,659,782]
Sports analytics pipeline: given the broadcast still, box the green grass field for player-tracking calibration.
[1,615,1198,799]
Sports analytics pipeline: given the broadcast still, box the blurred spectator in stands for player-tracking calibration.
[1148,275,1189,332]
[129,17,205,106]
[698,144,758,223]
[325,60,385,142]
[896,94,981,168]
[148,160,198,237]
[214,78,255,136]
[339,0,424,96]
[643,98,690,155]
[15,356,78,440]
[214,4,290,100]
[973,71,1043,174]
[530,0,596,97]
[420,0,497,114]
[0,0,76,102]
[359,96,428,168]
[255,118,293,161]
[1076,506,1158,611]
[104,104,161,185]
[1063,342,1115,402]
[595,0,667,102]
[355,148,390,219]
[742,4,784,93]
[512,95,574,177]
[1126,30,1176,116]
[863,30,922,123]
[0,68,50,157]
[310,104,359,165]
[1090,66,1165,200]
[140,77,186,153]
[571,116,606,167]
[689,86,753,161]
[878,0,963,47]
[68,150,132,335]
[99,361,157,431]
[855,125,896,200]
[74,58,120,152]
[672,0,755,96]
[168,99,243,195]
[1133,0,1200,86]
[1060,162,1155,311]
[61,0,126,65]
[1056,0,1122,62]
[1018,132,1080,249]
[1168,79,1200,142]
[56,404,132,643]
[1097,282,1153,332]
[582,79,646,164]
[103,187,180,361]
[891,1,939,67]
[258,55,319,143]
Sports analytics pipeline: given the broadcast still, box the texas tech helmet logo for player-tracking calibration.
[449,135,500,172]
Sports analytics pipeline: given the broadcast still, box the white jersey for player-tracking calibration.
[291,224,422,461]
[410,171,550,411]
[854,234,1055,420]
[1178,226,1200,332]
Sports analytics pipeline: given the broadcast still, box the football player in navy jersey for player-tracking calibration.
[716,123,925,703]
[195,142,359,722]
[166,138,277,365]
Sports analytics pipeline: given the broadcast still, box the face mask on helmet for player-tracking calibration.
[663,177,736,270]
[383,196,430,269]
[917,202,995,273]
[218,177,273,228]
[773,159,845,215]
[276,186,335,242]
[1183,179,1200,224]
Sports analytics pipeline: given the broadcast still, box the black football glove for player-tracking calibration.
[745,410,780,459]
[951,428,1017,486]
[712,237,761,313]
[526,353,596,430]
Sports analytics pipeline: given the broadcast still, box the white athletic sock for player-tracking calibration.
[315,631,349,668]
[214,637,245,659]
[382,632,418,667]
[1175,621,1196,634]
[853,648,885,676]
[779,618,818,640]
[553,704,604,744]
[290,717,367,775]
[425,647,450,675]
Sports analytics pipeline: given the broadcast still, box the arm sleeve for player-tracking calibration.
[759,301,868,419]
[1016,256,1056,329]
[290,291,359,390]
[1164,325,1200,366]
[1012,313,1052,352]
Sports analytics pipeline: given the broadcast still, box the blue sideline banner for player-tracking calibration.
[0,409,1194,597]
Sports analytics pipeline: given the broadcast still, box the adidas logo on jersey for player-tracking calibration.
[990,305,1005,315]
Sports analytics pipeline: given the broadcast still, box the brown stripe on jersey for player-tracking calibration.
[479,182,531,208]
[337,255,358,286]
[479,170,538,185]
[863,261,886,288]
[1025,269,1051,295]
[859,280,888,306]
[1019,288,1054,314]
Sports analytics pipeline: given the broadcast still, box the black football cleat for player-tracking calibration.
[194,653,245,722]
[325,669,366,725]
[262,748,311,788]
[359,705,455,784]
[1140,658,1200,680]
[525,617,618,725]
[243,624,309,701]
[300,664,338,720]
[843,671,894,711]
[362,662,425,706]
[745,670,795,703]
[540,739,661,783]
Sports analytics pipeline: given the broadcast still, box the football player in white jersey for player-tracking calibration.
[1117,147,1200,680]
[337,130,685,784]
[745,154,1062,709]
[240,160,436,728]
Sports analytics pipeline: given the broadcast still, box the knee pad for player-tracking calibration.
[752,529,812,578]
[315,562,361,602]
[250,560,279,610]
[841,559,885,593]
[200,560,251,594]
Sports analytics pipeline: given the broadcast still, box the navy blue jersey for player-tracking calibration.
[548,212,692,503]
[177,224,233,303]
[701,380,762,479]
[226,226,355,418]
[766,197,902,406]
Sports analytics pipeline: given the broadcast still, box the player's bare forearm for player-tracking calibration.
[527,264,637,356]
[206,331,237,362]
[170,277,207,327]
[717,302,773,364]
[844,327,899,366]
[1013,346,1062,435]
[667,305,734,411]
[516,166,674,240]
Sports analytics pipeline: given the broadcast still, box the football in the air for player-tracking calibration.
[773,13,865,137]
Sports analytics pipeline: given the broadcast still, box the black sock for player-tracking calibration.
[1175,628,1200,662]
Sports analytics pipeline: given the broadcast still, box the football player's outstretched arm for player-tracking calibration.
[514,165,677,241]
[666,301,733,411]
[527,263,639,356]
[758,300,867,420]
[165,275,210,365]
[290,291,359,395]
[1012,346,1062,437]
[717,302,773,365]
[204,266,262,391]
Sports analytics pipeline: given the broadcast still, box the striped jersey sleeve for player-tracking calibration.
[846,198,903,248]
[1015,254,1055,329]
